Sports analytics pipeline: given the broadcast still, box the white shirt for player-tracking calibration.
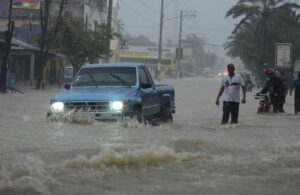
[221,73,245,103]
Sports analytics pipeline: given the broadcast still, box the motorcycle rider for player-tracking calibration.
[257,69,285,113]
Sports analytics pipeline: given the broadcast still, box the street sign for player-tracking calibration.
[275,43,292,69]
[176,48,183,59]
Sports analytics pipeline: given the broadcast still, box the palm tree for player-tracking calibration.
[226,0,300,77]
[225,17,261,73]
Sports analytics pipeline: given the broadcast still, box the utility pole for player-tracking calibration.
[0,0,13,93]
[157,0,164,80]
[105,0,113,63]
[36,0,50,89]
[176,10,196,77]
[176,10,183,77]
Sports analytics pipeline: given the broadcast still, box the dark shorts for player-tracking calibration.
[222,101,240,124]
[295,97,300,113]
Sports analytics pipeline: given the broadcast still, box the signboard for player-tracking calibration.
[275,43,292,69]
[12,0,40,10]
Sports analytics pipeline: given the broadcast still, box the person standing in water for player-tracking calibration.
[290,71,300,114]
[216,64,246,124]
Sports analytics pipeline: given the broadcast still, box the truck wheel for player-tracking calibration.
[131,107,144,123]
[159,105,173,123]
[47,111,52,118]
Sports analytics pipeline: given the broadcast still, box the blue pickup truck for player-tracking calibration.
[48,63,175,122]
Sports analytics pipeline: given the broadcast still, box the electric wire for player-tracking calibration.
[118,0,159,25]
[137,0,160,13]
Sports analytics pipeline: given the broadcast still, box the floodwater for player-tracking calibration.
[0,77,300,195]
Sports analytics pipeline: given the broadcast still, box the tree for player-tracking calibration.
[46,12,113,75]
[226,0,300,78]
[182,34,217,72]
[36,0,51,89]
[122,33,157,47]
[225,17,262,74]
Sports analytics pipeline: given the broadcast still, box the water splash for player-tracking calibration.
[115,117,154,129]
[64,147,210,170]
[47,109,94,124]
[0,155,58,195]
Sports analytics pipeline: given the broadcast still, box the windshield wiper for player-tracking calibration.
[109,73,132,87]
[87,71,98,88]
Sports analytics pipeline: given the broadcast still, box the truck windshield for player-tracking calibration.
[72,67,137,87]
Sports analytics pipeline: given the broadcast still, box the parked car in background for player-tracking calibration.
[48,63,176,123]
[203,68,215,78]
[217,71,228,77]
[183,72,195,77]
[64,66,74,85]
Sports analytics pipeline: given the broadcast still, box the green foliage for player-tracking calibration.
[122,33,157,47]
[226,0,300,77]
[182,34,217,70]
[47,12,113,72]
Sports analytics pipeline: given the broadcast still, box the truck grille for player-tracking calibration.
[64,101,110,113]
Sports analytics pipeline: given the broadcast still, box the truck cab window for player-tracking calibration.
[144,67,154,86]
[139,68,152,89]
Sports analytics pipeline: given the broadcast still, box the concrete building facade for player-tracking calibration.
[0,0,119,86]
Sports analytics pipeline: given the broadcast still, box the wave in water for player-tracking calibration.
[0,155,57,195]
[64,147,210,170]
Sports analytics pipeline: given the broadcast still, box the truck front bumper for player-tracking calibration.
[47,110,133,121]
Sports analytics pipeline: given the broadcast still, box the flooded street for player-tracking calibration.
[1,77,300,195]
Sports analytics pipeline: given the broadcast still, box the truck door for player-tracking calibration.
[139,68,154,117]
[144,67,160,114]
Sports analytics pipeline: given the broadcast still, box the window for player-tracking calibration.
[139,68,149,84]
[139,68,152,89]
[73,67,137,87]
[144,67,154,85]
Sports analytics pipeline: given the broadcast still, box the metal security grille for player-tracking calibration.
[64,101,110,113]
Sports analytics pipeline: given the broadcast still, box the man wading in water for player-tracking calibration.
[216,64,246,124]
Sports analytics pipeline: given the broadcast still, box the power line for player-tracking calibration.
[178,1,202,33]
[164,0,175,9]
[137,0,159,13]
[119,0,159,25]
[178,0,230,48]
[125,24,231,32]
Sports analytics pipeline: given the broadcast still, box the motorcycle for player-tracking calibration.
[254,93,272,113]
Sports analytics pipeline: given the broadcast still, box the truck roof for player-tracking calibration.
[82,63,145,69]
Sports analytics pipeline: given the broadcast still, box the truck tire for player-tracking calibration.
[47,111,52,118]
[159,104,173,123]
[133,111,143,123]
[131,106,144,123]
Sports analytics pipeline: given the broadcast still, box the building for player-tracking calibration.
[0,0,41,43]
[50,0,108,31]
[0,0,109,36]
[119,46,180,77]
[1,36,66,86]
[0,0,118,86]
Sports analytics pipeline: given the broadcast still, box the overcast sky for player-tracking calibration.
[118,0,239,52]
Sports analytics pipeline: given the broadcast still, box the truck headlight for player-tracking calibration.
[51,102,64,113]
[110,101,123,111]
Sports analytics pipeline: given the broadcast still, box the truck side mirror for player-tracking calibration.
[64,84,71,90]
[141,83,152,89]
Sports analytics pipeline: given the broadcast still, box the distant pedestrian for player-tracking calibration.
[290,72,300,114]
[216,64,246,124]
